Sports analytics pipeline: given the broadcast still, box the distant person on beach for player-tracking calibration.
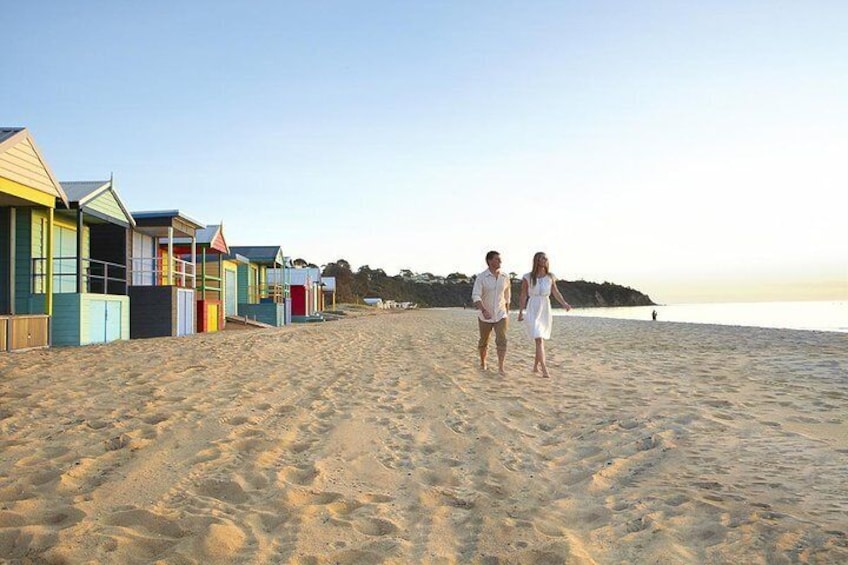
[471,250,511,375]
[518,252,571,378]
[652,309,658,321]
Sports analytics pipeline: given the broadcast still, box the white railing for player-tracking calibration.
[130,256,196,288]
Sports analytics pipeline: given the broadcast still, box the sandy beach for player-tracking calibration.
[1,308,846,564]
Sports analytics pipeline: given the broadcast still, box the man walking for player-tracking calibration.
[471,250,511,375]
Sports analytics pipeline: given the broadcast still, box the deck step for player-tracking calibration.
[224,315,274,329]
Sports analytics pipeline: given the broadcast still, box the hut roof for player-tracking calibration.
[131,209,205,238]
[173,223,229,253]
[0,127,69,207]
[228,246,284,266]
[60,179,136,227]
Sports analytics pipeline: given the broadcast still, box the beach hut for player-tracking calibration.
[129,210,204,338]
[0,127,69,351]
[321,276,336,310]
[45,179,135,346]
[285,267,325,322]
[228,246,289,326]
[171,224,229,332]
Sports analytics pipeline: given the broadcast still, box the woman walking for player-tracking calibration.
[517,252,571,377]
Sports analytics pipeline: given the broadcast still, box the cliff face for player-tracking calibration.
[556,280,656,308]
[367,279,655,308]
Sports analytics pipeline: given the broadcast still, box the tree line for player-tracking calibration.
[318,259,655,308]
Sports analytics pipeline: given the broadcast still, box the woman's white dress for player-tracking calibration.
[523,273,553,340]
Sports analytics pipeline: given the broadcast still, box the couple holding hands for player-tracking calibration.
[470,250,571,378]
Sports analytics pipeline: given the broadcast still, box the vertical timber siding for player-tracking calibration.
[129,286,177,338]
[0,208,9,314]
[15,209,38,313]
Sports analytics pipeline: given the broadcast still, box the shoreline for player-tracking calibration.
[558,300,848,334]
[1,310,846,563]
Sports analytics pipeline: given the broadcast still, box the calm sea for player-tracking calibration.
[557,300,848,333]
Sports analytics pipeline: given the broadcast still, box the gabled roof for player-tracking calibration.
[0,128,22,145]
[228,246,284,266]
[0,127,68,207]
[61,180,107,202]
[172,223,229,253]
[60,179,136,227]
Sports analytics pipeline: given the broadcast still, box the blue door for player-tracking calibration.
[87,299,123,344]
[105,301,122,342]
[88,300,106,344]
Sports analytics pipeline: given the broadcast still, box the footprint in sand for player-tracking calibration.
[275,405,298,415]
[223,415,254,426]
[104,507,186,538]
[141,413,169,425]
[361,493,394,504]
[277,464,319,486]
[0,527,38,559]
[285,490,342,506]
[194,479,249,504]
[351,517,398,536]
[326,499,364,518]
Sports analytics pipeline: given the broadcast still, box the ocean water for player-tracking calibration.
[557,300,848,333]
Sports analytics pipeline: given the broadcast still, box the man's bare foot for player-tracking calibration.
[498,368,506,376]
[480,362,488,371]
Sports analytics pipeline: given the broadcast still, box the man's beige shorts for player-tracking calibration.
[478,317,508,353]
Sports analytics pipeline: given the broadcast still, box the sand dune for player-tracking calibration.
[1,308,846,564]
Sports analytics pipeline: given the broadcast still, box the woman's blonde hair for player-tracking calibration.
[530,252,548,287]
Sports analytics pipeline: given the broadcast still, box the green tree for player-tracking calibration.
[322,259,356,303]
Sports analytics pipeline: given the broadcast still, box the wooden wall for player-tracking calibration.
[129,286,177,338]
[0,135,62,199]
[51,293,81,346]
[4,315,49,350]
[89,223,129,294]
[237,302,285,327]
[89,223,127,266]
[14,208,39,313]
[52,293,130,346]
[86,191,125,223]
[0,208,9,314]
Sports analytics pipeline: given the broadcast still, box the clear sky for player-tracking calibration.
[4,1,846,304]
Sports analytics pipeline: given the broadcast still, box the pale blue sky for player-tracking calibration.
[4,1,846,303]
